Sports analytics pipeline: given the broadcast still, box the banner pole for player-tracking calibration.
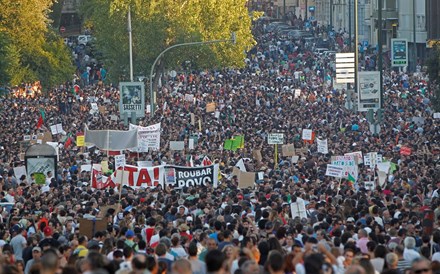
[118,164,125,205]
[274,144,278,169]
[336,177,342,196]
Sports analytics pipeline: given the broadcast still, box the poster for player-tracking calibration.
[400,146,412,156]
[282,144,295,157]
[345,151,363,164]
[50,124,64,135]
[317,138,328,154]
[238,171,255,189]
[364,181,375,191]
[325,164,344,178]
[26,157,55,180]
[76,135,85,147]
[331,155,358,180]
[129,123,161,152]
[165,164,219,188]
[119,82,145,119]
[170,141,185,151]
[114,154,126,170]
[391,39,408,67]
[268,133,284,145]
[206,102,216,113]
[302,129,313,140]
[291,198,307,219]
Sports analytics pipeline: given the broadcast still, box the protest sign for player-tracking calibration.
[325,164,344,178]
[79,218,107,239]
[291,199,307,219]
[170,141,185,151]
[23,135,31,141]
[13,166,27,180]
[377,162,391,173]
[331,155,358,180]
[76,135,85,147]
[268,133,284,145]
[50,124,63,135]
[302,129,313,140]
[317,139,328,154]
[215,111,220,119]
[114,154,126,170]
[165,164,219,188]
[282,144,295,156]
[400,146,412,156]
[206,102,216,113]
[378,171,387,187]
[98,106,106,115]
[364,181,375,191]
[119,82,145,119]
[188,138,194,149]
[291,156,299,163]
[434,113,440,119]
[184,94,194,102]
[129,123,161,152]
[190,113,195,125]
[363,152,382,168]
[345,151,363,164]
[238,171,255,189]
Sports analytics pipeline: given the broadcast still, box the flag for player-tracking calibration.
[92,166,104,189]
[347,173,356,186]
[64,137,72,148]
[187,155,194,167]
[36,109,45,129]
[202,156,212,166]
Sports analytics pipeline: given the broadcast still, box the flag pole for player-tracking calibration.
[106,130,110,158]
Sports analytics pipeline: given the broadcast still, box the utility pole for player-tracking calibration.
[305,0,308,21]
[128,7,133,82]
[378,0,383,108]
[413,0,417,72]
[283,0,286,22]
[348,0,352,50]
[330,0,333,30]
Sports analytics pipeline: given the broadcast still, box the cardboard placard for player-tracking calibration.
[42,131,53,143]
[282,144,295,156]
[206,102,216,113]
[232,167,241,178]
[238,171,255,189]
[79,218,107,239]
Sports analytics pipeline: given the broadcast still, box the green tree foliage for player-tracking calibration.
[81,0,260,81]
[427,45,440,111]
[0,0,74,88]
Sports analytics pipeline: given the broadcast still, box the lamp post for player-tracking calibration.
[149,33,237,117]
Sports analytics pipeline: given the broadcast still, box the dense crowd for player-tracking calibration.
[0,17,439,274]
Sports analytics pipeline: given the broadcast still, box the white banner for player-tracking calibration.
[129,123,161,152]
[114,154,126,170]
[325,164,344,178]
[317,138,328,154]
[268,133,284,145]
[50,123,64,135]
[331,155,358,180]
[302,129,313,140]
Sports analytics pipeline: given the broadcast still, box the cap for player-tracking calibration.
[32,246,42,252]
[346,217,355,223]
[43,226,53,237]
[125,229,134,238]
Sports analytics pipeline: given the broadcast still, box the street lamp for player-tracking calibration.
[149,32,237,117]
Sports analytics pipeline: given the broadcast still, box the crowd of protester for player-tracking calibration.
[0,15,439,274]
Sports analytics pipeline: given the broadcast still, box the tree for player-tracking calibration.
[427,45,440,111]
[81,0,260,81]
[0,0,74,88]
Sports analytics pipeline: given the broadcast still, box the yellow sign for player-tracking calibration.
[76,135,85,147]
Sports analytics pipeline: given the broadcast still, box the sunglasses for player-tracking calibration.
[414,268,430,274]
